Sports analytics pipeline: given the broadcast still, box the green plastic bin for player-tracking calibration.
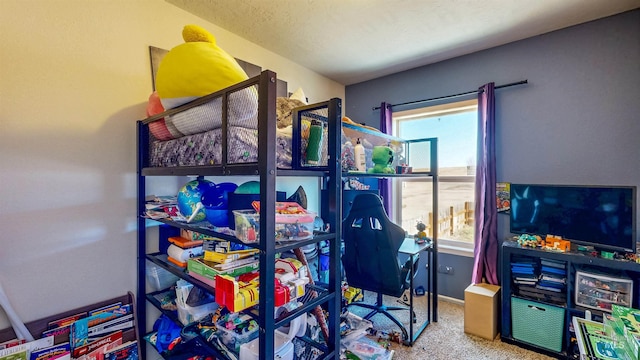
[511,296,565,352]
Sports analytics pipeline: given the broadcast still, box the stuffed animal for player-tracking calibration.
[155,25,257,135]
[146,91,178,141]
[156,24,249,109]
[276,88,308,128]
[368,145,396,174]
[276,97,306,129]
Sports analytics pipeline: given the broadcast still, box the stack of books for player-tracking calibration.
[511,255,539,287]
[187,243,260,287]
[0,301,138,360]
[512,256,566,306]
[538,258,567,292]
[166,236,204,268]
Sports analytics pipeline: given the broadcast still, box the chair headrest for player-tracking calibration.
[349,193,385,214]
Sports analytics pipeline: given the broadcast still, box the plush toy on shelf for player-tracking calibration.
[367,145,396,174]
[156,24,250,110]
[145,91,177,140]
[154,24,257,136]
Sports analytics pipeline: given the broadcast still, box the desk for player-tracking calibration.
[399,237,434,345]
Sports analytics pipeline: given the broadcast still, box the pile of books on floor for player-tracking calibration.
[0,300,138,360]
[511,256,566,306]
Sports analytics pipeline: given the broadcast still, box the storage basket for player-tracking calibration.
[233,209,316,243]
[146,261,181,292]
[511,296,565,352]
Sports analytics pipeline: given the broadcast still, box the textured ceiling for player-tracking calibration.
[166,0,639,85]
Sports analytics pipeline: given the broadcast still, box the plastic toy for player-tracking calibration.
[517,233,542,247]
[215,274,259,312]
[342,284,364,305]
[177,178,216,223]
[214,259,309,312]
[153,315,182,354]
[414,221,429,244]
[367,145,396,174]
[623,252,639,263]
[544,235,571,252]
[366,328,403,344]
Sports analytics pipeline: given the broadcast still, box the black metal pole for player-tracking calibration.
[372,80,528,110]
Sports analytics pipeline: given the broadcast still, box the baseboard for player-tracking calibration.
[438,294,464,306]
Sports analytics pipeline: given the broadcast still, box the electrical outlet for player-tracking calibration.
[438,265,454,275]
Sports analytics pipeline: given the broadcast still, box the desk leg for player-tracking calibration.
[404,248,434,345]
[409,253,415,345]
[432,248,437,322]
[429,249,432,323]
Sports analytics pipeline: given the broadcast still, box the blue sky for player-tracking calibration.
[398,111,477,168]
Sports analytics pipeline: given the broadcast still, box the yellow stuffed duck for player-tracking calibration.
[154,25,258,137]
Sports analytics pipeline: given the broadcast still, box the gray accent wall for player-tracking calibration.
[345,10,640,300]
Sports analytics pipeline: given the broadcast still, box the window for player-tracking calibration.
[393,99,477,253]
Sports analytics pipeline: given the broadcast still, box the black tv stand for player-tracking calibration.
[501,241,640,359]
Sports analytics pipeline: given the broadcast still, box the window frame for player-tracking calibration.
[392,99,478,256]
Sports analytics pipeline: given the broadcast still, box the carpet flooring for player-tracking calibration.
[347,292,557,360]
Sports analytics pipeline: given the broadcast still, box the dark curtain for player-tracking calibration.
[379,102,393,218]
[471,83,499,285]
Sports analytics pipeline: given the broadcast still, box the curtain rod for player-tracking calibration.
[372,80,528,111]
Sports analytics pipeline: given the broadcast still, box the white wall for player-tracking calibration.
[0,0,343,330]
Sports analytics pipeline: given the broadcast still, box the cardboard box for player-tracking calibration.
[464,283,501,340]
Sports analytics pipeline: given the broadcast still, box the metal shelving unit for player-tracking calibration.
[136,71,342,359]
[341,136,439,327]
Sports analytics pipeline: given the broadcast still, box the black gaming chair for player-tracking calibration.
[342,193,418,341]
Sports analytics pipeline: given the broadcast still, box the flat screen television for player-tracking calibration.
[509,184,637,253]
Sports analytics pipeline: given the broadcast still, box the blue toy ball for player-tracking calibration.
[201,182,238,227]
[201,182,238,209]
[204,208,228,227]
[177,179,216,222]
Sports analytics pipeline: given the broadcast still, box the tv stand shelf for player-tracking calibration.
[501,241,640,359]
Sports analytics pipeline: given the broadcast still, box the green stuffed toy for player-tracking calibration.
[368,145,396,174]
